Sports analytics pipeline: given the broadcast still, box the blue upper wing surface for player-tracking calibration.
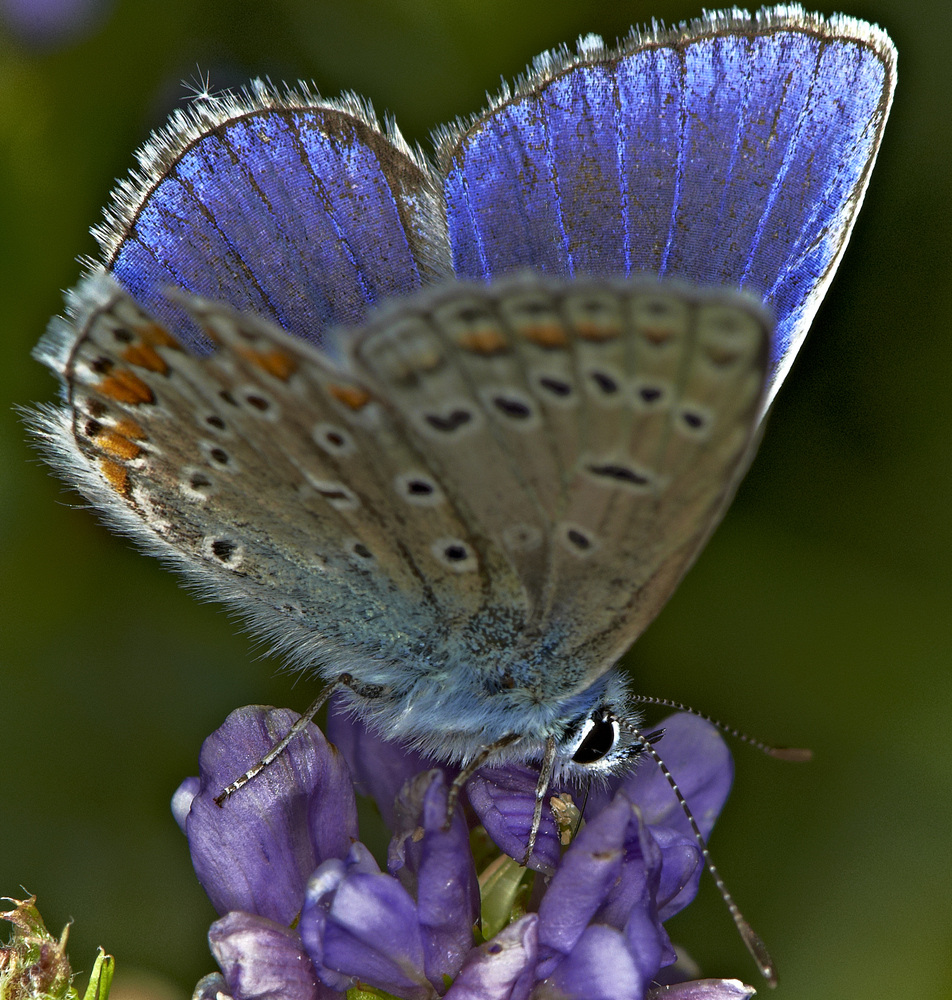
[99,87,451,353]
[437,11,896,402]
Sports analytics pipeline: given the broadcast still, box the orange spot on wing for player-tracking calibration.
[113,417,147,440]
[96,369,155,405]
[328,384,371,410]
[703,345,742,367]
[457,329,509,355]
[522,324,569,348]
[239,347,297,381]
[201,322,224,345]
[99,458,130,496]
[95,431,142,460]
[576,321,621,342]
[642,326,675,345]
[122,343,169,374]
[139,322,181,349]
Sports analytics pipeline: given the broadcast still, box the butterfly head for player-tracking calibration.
[561,708,636,771]
[434,666,647,782]
[540,674,648,784]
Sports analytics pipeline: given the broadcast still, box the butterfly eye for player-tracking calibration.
[571,712,620,765]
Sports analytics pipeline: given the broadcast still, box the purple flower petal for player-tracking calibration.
[589,791,664,934]
[542,925,647,1000]
[618,715,733,840]
[581,714,732,921]
[622,890,675,981]
[646,979,756,1000]
[172,776,200,833]
[193,973,231,1000]
[537,790,677,983]
[537,795,638,958]
[388,771,480,984]
[443,915,538,1000]
[326,697,450,828]
[208,910,328,1000]
[300,845,433,1000]
[650,827,704,922]
[179,707,737,1000]
[465,763,561,874]
[183,707,357,923]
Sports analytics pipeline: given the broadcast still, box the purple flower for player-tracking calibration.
[174,706,358,926]
[0,0,112,46]
[174,704,750,1000]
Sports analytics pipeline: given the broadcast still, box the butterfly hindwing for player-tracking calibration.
[350,273,771,694]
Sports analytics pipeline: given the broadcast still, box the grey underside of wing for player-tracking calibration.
[348,275,770,697]
[37,273,768,703]
[36,276,488,685]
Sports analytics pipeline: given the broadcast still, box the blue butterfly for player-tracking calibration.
[34,4,894,867]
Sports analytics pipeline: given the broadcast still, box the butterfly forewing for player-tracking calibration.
[38,275,527,674]
[183,296,502,619]
[556,295,769,674]
[437,12,895,406]
[350,287,555,617]
[101,90,452,354]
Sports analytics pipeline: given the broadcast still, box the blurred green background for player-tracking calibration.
[1,0,949,998]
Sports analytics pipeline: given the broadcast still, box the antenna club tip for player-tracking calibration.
[740,921,778,987]
[767,746,813,762]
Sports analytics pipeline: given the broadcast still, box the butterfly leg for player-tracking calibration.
[523,736,558,867]
[214,673,387,806]
[444,733,522,828]
[444,733,558,869]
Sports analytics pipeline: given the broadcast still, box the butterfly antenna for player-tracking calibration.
[631,694,812,762]
[626,725,778,987]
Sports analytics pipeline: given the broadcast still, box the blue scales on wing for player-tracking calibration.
[436,14,895,405]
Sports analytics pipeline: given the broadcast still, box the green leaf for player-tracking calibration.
[80,950,114,1000]
[478,853,532,941]
[347,986,403,1000]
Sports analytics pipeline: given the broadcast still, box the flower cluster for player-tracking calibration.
[173,703,754,1000]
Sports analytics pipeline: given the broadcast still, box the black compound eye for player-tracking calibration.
[571,714,619,765]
